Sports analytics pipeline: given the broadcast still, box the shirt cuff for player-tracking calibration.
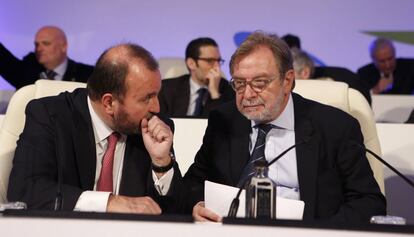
[152,168,174,195]
[73,191,111,212]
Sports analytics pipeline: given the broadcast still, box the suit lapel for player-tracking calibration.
[62,59,76,82]
[292,93,319,220]
[229,106,251,186]
[69,89,97,189]
[173,75,191,116]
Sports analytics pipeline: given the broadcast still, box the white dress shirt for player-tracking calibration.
[52,59,68,81]
[39,59,68,81]
[74,97,174,212]
[186,78,208,116]
[249,94,300,200]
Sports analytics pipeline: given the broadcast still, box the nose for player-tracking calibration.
[243,84,258,99]
[150,97,160,114]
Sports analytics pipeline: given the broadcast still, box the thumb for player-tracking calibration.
[141,117,148,133]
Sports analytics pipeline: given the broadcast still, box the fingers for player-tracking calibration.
[141,116,149,133]
[193,201,222,222]
[144,115,173,142]
[107,195,161,215]
[135,196,162,214]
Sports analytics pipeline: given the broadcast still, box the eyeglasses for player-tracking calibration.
[196,57,225,66]
[230,76,278,93]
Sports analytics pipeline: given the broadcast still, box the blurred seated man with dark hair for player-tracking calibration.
[0,25,93,89]
[281,34,301,49]
[158,37,234,118]
[358,38,414,95]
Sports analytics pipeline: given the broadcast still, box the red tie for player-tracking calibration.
[97,132,120,192]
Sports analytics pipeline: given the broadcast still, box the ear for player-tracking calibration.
[283,69,295,93]
[186,58,197,71]
[61,40,68,55]
[302,67,311,79]
[101,93,115,115]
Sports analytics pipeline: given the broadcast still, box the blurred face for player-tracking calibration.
[189,45,222,85]
[111,63,161,135]
[232,46,294,123]
[373,46,396,76]
[34,27,67,70]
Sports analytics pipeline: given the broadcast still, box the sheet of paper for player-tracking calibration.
[205,180,305,220]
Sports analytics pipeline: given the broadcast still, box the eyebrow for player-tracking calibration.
[233,74,270,80]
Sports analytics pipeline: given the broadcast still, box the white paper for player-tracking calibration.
[205,180,305,220]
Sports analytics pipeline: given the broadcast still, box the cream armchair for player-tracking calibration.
[158,57,189,79]
[0,80,86,203]
[293,79,384,193]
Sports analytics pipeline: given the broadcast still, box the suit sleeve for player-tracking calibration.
[7,99,83,210]
[329,118,386,223]
[0,43,25,88]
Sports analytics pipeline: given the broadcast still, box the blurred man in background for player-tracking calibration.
[358,38,414,95]
[0,25,93,89]
[158,37,234,118]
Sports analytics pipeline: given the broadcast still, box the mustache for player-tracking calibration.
[241,98,264,107]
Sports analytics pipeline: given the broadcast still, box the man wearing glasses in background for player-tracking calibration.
[183,31,385,223]
[158,37,234,118]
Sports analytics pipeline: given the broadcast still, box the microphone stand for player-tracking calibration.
[359,145,414,189]
[51,115,63,211]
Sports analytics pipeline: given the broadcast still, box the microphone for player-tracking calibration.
[227,137,310,218]
[352,142,414,189]
[51,115,64,211]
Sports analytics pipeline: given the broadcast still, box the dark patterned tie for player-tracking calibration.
[193,88,207,116]
[46,70,57,80]
[237,123,274,187]
[97,132,120,192]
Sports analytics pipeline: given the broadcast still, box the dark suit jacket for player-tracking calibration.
[0,43,94,89]
[357,58,414,94]
[7,88,181,212]
[183,93,385,222]
[158,74,235,118]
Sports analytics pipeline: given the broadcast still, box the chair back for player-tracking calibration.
[0,80,86,203]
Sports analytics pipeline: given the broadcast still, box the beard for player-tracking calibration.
[239,92,284,123]
[112,106,141,135]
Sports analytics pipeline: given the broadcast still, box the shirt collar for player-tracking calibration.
[251,93,295,131]
[53,58,68,77]
[87,96,115,144]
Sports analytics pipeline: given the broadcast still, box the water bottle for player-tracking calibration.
[245,159,276,219]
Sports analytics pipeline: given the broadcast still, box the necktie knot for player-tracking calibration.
[108,132,120,144]
[45,70,57,80]
[256,123,274,135]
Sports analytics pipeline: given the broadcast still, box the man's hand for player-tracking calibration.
[192,201,222,222]
[141,115,173,167]
[107,194,161,214]
[206,65,221,99]
[372,77,393,94]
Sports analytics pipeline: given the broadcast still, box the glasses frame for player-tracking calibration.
[230,75,279,93]
[196,57,225,66]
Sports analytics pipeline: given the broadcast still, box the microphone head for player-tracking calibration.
[254,159,268,168]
